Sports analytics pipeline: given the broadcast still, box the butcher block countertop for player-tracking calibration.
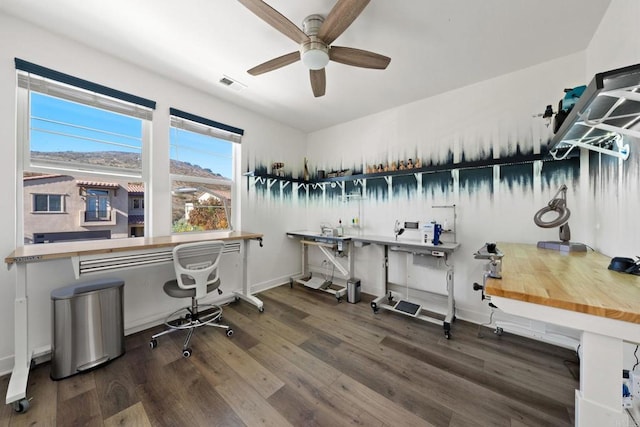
[485,242,640,324]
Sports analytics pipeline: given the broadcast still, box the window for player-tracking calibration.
[85,189,111,221]
[33,194,64,213]
[130,197,144,210]
[169,108,242,233]
[16,59,155,244]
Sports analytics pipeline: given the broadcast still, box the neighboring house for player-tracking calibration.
[23,174,144,243]
[128,183,145,237]
[185,189,231,221]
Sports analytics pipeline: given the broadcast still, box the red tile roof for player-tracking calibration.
[128,184,145,193]
[76,180,120,189]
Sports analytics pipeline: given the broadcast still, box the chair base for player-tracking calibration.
[149,302,233,357]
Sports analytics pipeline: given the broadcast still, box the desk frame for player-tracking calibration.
[352,236,459,339]
[492,296,639,426]
[485,242,640,426]
[4,231,263,412]
[286,232,352,301]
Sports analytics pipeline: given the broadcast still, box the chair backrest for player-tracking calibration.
[172,240,225,299]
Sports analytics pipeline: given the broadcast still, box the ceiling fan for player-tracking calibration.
[237,0,391,97]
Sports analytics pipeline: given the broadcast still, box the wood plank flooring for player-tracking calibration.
[0,284,579,426]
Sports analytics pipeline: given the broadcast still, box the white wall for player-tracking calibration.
[0,13,307,373]
[305,52,588,326]
[586,0,640,257]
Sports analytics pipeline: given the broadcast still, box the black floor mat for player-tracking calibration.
[394,300,420,316]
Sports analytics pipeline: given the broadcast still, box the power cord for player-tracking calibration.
[627,408,639,427]
[320,259,335,284]
[477,307,495,338]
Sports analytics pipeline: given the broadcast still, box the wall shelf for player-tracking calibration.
[549,63,640,161]
[246,151,564,187]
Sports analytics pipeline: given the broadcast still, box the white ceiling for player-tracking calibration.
[1,0,611,133]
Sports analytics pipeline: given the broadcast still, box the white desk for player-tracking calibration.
[485,242,640,427]
[351,235,460,339]
[4,230,263,412]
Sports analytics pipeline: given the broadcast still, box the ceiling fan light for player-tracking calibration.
[302,48,330,70]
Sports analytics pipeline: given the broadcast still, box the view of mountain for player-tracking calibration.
[30,151,230,180]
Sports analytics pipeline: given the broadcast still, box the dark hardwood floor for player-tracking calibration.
[1,284,579,426]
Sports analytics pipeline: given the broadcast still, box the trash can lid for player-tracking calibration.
[51,278,124,300]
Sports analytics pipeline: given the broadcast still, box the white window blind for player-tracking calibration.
[15,59,155,178]
[169,108,243,144]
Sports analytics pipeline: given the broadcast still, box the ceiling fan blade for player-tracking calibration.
[248,51,300,76]
[237,0,309,44]
[330,46,390,69]
[317,0,370,45]
[310,69,326,97]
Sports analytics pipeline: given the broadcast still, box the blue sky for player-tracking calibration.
[31,92,232,178]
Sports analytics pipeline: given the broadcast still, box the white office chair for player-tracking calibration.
[149,240,233,357]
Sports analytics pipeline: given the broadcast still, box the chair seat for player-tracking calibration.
[163,278,221,299]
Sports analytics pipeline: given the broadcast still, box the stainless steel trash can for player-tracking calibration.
[51,278,125,380]
[347,278,361,303]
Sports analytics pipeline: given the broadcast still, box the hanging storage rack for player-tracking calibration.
[549,63,640,161]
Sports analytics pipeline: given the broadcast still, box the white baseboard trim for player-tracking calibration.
[454,304,580,351]
[0,354,14,377]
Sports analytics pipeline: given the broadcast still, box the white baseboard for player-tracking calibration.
[0,354,13,377]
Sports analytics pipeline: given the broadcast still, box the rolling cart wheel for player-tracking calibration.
[444,331,451,340]
[370,302,378,313]
[12,398,30,413]
[336,296,342,302]
[226,329,234,337]
[234,296,240,303]
[289,278,294,288]
[258,306,265,313]
[182,348,192,358]
[149,339,158,349]
[495,327,503,336]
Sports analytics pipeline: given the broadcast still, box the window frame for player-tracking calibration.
[32,193,65,213]
[169,109,242,234]
[15,60,154,245]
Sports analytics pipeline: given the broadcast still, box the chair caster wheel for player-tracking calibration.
[12,398,30,413]
[182,348,192,358]
[149,339,158,349]
[226,329,234,337]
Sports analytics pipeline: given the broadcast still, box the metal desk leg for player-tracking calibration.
[6,263,32,413]
[443,268,455,338]
[233,238,264,312]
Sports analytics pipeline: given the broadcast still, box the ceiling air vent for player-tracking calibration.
[219,75,247,92]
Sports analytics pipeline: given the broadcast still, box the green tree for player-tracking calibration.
[188,198,228,230]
